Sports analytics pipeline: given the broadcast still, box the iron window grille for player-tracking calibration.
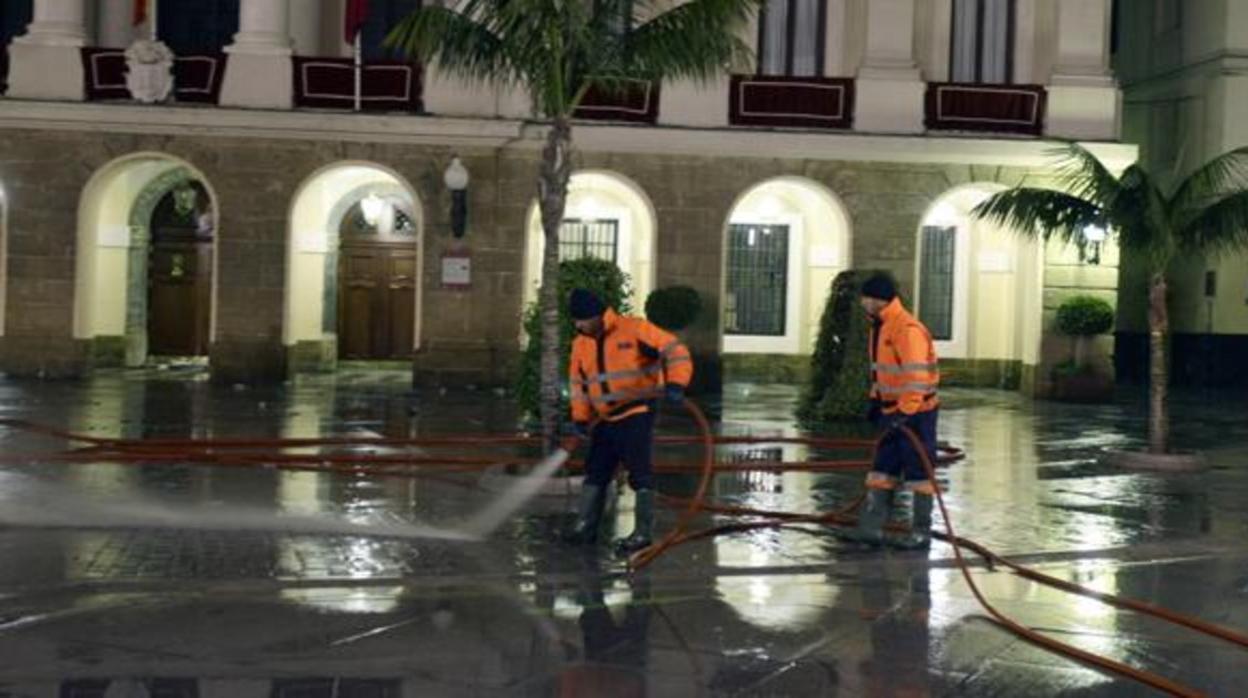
[558,218,620,264]
[919,225,957,341]
[726,223,789,336]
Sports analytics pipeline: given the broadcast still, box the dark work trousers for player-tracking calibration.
[871,409,940,485]
[583,411,656,491]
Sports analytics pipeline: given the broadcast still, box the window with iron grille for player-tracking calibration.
[919,226,957,341]
[758,0,826,77]
[558,218,620,264]
[726,224,789,336]
[950,0,1015,83]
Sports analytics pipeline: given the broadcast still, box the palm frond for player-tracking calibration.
[385,4,513,86]
[1104,165,1171,252]
[970,188,1102,245]
[1170,145,1248,224]
[624,0,760,82]
[1049,141,1123,208]
[1176,190,1248,256]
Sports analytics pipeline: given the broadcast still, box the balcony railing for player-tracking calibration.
[728,75,854,130]
[81,48,227,104]
[291,57,422,113]
[573,79,659,124]
[924,83,1047,136]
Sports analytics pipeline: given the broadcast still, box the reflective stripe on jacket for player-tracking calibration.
[868,298,940,416]
[569,309,694,423]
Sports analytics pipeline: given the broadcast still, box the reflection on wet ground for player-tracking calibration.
[1,370,1247,696]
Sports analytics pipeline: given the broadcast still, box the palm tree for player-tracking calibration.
[971,143,1248,454]
[388,0,757,449]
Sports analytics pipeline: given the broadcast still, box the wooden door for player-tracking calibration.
[148,240,212,356]
[338,242,416,360]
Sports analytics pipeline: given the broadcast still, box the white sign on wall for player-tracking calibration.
[810,244,840,268]
[977,250,1014,273]
[441,252,471,289]
[98,224,131,248]
[297,230,329,253]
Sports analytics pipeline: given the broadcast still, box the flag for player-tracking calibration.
[344,0,370,44]
[133,0,149,26]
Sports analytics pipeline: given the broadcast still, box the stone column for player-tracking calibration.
[96,0,137,48]
[1051,0,1113,85]
[6,0,88,100]
[1046,0,1118,139]
[854,0,925,133]
[219,0,294,109]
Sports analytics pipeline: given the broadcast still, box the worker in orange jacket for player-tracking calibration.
[563,288,694,555]
[851,274,940,550]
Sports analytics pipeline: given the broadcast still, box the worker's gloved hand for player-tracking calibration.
[664,384,685,406]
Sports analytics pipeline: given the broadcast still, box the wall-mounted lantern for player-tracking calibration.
[1079,224,1107,265]
[444,157,470,237]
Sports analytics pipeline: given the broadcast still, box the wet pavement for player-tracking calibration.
[0,369,1247,697]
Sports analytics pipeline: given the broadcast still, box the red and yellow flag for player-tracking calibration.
[344,0,371,43]
[132,0,149,26]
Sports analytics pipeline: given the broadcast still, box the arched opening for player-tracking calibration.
[285,163,422,371]
[75,154,219,368]
[523,171,656,315]
[915,184,1042,375]
[720,177,851,356]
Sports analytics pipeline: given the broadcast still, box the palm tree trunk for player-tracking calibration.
[537,117,573,452]
[1147,272,1169,454]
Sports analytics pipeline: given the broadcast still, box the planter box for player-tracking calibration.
[1051,371,1114,403]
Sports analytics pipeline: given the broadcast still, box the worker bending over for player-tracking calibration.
[563,288,694,555]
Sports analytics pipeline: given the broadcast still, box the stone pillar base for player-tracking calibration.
[411,341,520,389]
[219,51,294,110]
[1045,81,1120,141]
[286,339,338,375]
[0,336,90,378]
[6,41,85,101]
[853,77,925,134]
[210,338,287,384]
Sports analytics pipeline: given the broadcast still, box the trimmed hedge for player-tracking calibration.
[1055,295,1115,336]
[797,269,897,423]
[645,285,702,331]
[515,258,633,417]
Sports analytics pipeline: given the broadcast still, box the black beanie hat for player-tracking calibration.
[569,288,606,320]
[860,274,897,302]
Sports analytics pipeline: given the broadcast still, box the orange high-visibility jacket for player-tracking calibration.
[868,299,940,416]
[569,309,694,423]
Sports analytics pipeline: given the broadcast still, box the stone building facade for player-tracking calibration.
[0,0,1133,397]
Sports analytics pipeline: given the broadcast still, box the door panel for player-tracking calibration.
[149,240,211,356]
[338,243,417,360]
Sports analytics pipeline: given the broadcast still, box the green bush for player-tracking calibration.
[645,285,702,331]
[797,269,898,423]
[515,258,633,417]
[1055,295,1115,337]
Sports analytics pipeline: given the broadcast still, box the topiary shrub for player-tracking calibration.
[515,258,633,417]
[1052,295,1116,392]
[645,285,702,332]
[797,269,898,423]
[1055,295,1115,337]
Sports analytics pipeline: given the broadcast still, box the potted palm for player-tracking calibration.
[972,143,1248,468]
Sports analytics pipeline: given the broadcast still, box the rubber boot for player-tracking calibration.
[562,484,606,545]
[842,488,892,547]
[613,489,655,556]
[889,493,933,550]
